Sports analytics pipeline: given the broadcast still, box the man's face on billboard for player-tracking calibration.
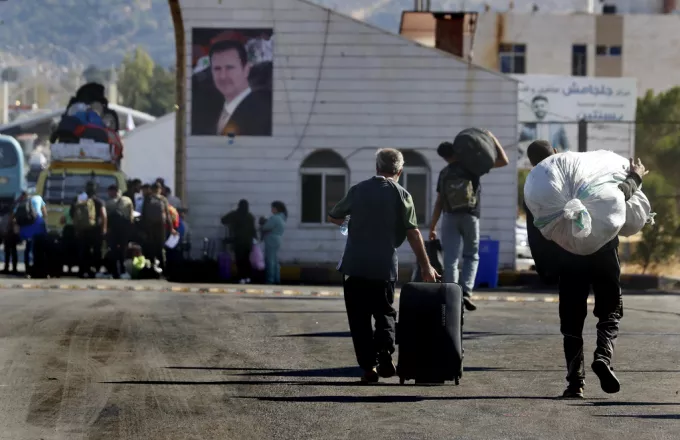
[210,48,251,102]
[531,98,548,120]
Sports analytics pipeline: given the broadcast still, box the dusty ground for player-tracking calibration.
[0,286,678,440]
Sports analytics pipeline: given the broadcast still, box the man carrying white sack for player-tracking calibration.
[525,141,649,399]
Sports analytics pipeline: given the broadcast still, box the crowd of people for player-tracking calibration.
[221,199,288,285]
[1,176,289,284]
[2,177,189,279]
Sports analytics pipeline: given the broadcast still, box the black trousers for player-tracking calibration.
[558,246,623,387]
[77,229,103,276]
[3,232,18,271]
[234,244,252,280]
[145,225,167,270]
[106,232,129,278]
[343,276,397,371]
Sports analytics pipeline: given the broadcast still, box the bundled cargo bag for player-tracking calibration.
[524,150,654,255]
[450,128,499,176]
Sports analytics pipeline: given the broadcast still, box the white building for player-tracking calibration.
[399,0,680,95]
[121,112,176,192]
[180,0,519,270]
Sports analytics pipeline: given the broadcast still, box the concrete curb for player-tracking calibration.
[0,281,596,304]
[277,266,679,292]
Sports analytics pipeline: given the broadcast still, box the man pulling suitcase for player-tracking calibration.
[328,148,439,384]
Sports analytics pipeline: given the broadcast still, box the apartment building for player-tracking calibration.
[400,0,680,95]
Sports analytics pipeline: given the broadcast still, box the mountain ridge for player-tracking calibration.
[0,0,574,71]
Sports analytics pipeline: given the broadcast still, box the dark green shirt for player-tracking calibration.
[329,176,418,281]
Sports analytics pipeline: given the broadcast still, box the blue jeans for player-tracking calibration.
[264,244,280,284]
[441,212,480,296]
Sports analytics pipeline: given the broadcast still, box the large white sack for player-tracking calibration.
[524,150,642,255]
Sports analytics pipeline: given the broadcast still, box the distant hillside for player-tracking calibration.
[0,0,573,70]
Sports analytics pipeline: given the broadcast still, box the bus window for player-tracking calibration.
[43,173,117,205]
[0,140,19,169]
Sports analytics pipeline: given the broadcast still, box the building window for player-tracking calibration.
[498,43,526,74]
[572,44,587,76]
[300,150,348,224]
[398,150,430,226]
[596,45,622,56]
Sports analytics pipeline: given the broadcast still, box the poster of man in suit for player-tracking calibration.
[191,28,273,137]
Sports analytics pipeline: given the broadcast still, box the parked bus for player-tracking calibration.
[0,135,26,230]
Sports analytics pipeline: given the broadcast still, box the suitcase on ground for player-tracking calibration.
[217,251,232,281]
[411,240,444,282]
[167,238,220,283]
[397,282,464,385]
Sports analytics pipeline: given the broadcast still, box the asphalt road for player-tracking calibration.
[0,286,678,440]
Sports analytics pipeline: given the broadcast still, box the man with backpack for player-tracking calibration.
[428,136,509,311]
[105,184,134,279]
[70,181,107,278]
[141,182,176,271]
[12,191,48,275]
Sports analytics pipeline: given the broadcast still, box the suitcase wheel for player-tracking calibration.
[455,377,460,385]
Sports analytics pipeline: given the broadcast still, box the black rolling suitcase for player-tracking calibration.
[396,282,464,385]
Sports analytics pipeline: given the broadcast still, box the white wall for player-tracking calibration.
[121,112,176,191]
[469,12,680,95]
[622,15,680,95]
[470,12,597,77]
[180,0,519,269]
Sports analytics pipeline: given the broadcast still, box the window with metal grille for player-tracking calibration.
[498,43,526,74]
[572,44,587,76]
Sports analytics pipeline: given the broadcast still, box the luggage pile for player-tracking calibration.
[450,127,499,177]
[49,83,123,162]
[524,150,655,255]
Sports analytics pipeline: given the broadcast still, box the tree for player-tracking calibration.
[116,48,175,117]
[635,87,680,190]
[633,173,680,273]
[117,46,154,111]
[146,65,176,117]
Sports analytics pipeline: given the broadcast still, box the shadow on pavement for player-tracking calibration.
[102,379,404,387]
[240,297,342,301]
[235,395,566,404]
[580,401,680,407]
[242,311,346,314]
[277,331,351,338]
[165,365,680,376]
[594,414,680,420]
[274,331,514,340]
[626,307,680,317]
[165,367,291,371]
[164,366,502,378]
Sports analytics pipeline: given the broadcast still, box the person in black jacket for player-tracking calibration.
[525,140,648,399]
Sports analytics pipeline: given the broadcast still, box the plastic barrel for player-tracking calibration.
[474,235,500,289]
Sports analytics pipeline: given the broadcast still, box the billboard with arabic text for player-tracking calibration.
[512,75,637,170]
